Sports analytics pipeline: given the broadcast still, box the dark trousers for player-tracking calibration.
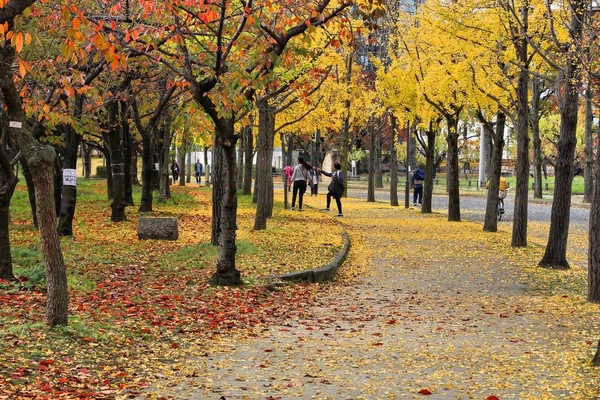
[413,184,423,204]
[172,172,179,182]
[311,183,319,195]
[195,172,201,183]
[327,192,343,214]
[292,180,307,209]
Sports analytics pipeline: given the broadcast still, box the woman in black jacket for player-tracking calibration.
[319,162,344,217]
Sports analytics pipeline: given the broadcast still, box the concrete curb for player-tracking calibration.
[272,230,351,284]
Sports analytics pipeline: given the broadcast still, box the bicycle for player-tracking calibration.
[497,189,508,221]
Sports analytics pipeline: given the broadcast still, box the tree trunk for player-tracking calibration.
[19,157,37,228]
[139,134,153,213]
[531,78,543,199]
[254,99,276,230]
[422,123,436,214]
[368,119,375,202]
[53,158,62,217]
[158,120,172,203]
[588,119,600,302]
[540,94,580,267]
[0,42,68,326]
[204,145,210,186]
[375,121,383,189]
[285,134,293,167]
[237,127,245,191]
[179,137,187,186]
[483,113,506,232]
[83,144,92,180]
[446,116,461,222]
[57,92,85,236]
[342,54,352,198]
[56,125,80,236]
[122,102,134,206]
[243,121,253,195]
[131,150,140,186]
[511,8,530,247]
[105,100,127,221]
[0,145,17,281]
[211,140,222,245]
[390,115,399,207]
[409,128,417,171]
[104,146,112,200]
[210,119,242,285]
[584,75,593,203]
[186,146,192,184]
[539,2,584,269]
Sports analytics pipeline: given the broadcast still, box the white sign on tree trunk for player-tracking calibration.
[63,169,77,186]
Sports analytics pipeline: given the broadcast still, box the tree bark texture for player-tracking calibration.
[0,144,17,281]
[390,115,399,207]
[422,123,437,214]
[105,100,127,221]
[179,137,187,186]
[158,119,172,203]
[539,2,584,269]
[1,43,67,325]
[446,116,461,222]
[243,124,253,195]
[210,119,242,285]
[237,127,245,191]
[511,7,530,247]
[584,75,593,203]
[139,134,154,212]
[211,140,223,245]
[204,145,210,186]
[254,100,276,230]
[368,119,375,203]
[83,143,91,180]
[186,147,191,184]
[588,122,600,302]
[375,122,383,189]
[57,93,84,236]
[122,102,134,206]
[531,78,543,199]
[19,157,37,228]
[483,113,506,232]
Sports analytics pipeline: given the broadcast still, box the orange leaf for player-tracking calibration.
[72,17,81,30]
[14,32,23,53]
[18,60,26,78]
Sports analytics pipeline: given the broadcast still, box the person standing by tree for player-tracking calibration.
[411,166,425,206]
[320,162,344,217]
[194,160,203,184]
[283,165,293,192]
[290,157,311,211]
[310,166,320,196]
[171,160,180,183]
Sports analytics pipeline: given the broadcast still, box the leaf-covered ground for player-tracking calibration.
[142,197,600,399]
[0,181,343,399]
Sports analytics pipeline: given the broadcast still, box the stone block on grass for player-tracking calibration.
[138,217,179,240]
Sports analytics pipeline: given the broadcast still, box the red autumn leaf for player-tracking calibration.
[486,396,500,400]
[264,349,273,352]
[418,389,432,395]
[171,342,178,349]
[387,318,397,325]
[39,359,54,366]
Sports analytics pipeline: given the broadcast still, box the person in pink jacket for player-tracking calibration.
[283,165,294,191]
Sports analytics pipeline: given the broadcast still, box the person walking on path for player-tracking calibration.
[309,166,320,196]
[194,160,203,184]
[283,165,294,192]
[320,162,344,217]
[411,166,425,206]
[171,160,180,183]
[290,157,312,211]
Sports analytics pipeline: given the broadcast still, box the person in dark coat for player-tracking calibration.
[411,167,425,206]
[319,162,344,217]
[171,160,180,183]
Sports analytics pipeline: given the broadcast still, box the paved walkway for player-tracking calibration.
[143,199,599,399]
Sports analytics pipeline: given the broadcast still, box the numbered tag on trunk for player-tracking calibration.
[63,169,77,186]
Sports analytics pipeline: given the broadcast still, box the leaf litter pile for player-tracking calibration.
[0,180,343,399]
[143,197,600,399]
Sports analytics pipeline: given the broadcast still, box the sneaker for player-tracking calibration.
[298,208,304,212]
[413,202,417,206]
[290,207,295,210]
[335,213,343,217]
[322,207,330,211]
